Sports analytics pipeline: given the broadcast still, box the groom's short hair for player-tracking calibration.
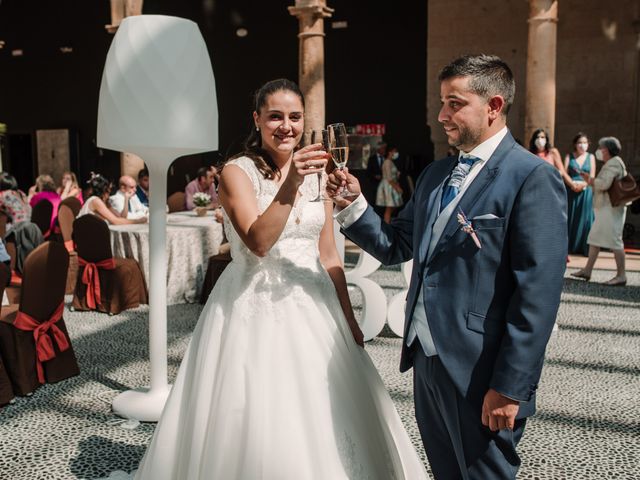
[438,54,515,115]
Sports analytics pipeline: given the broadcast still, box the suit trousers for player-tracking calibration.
[411,343,526,480]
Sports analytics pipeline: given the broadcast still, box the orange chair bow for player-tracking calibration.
[78,257,116,309]
[13,302,69,384]
[10,270,22,286]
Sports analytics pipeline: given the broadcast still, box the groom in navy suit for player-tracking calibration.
[328,55,567,479]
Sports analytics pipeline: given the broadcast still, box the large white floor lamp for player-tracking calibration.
[97,15,218,421]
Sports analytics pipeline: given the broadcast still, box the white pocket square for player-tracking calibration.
[472,214,500,220]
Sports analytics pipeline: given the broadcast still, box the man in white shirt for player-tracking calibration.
[327,55,567,480]
[109,175,148,220]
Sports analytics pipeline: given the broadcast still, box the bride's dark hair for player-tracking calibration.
[227,78,305,180]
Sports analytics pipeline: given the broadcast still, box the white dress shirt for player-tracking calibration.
[109,190,148,220]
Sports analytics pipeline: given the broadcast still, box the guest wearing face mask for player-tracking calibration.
[564,132,595,256]
[529,129,574,184]
[375,146,404,223]
[572,137,627,286]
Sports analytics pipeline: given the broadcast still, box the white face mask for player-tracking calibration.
[576,142,588,152]
[535,138,547,150]
[595,149,604,161]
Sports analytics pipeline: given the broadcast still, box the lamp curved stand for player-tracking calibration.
[112,158,172,422]
[112,385,171,422]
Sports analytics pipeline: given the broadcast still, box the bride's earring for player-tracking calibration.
[256,126,260,132]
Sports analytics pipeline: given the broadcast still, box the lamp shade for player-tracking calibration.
[97,15,218,167]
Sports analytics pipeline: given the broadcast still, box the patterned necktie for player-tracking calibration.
[440,155,480,212]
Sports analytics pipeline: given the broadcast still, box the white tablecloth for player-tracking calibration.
[109,211,224,305]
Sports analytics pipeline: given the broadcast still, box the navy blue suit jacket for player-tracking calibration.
[343,132,567,418]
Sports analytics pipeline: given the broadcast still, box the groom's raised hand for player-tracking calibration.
[482,388,520,431]
[326,167,361,208]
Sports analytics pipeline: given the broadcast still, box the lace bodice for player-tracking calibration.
[222,157,326,270]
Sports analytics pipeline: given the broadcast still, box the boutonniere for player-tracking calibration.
[457,209,482,249]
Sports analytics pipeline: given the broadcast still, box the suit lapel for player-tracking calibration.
[417,179,445,264]
[425,133,515,266]
[417,157,456,265]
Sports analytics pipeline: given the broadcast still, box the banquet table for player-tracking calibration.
[109,211,224,305]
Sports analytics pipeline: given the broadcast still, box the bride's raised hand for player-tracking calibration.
[287,143,328,187]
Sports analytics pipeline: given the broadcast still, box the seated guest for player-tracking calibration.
[185,166,218,210]
[28,174,61,231]
[78,173,147,225]
[136,168,150,207]
[57,171,84,204]
[0,172,32,230]
[5,222,43,275]
[109,175,148,220]
[0,239,10,266]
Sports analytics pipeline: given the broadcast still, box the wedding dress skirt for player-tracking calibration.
[132,158,428,479]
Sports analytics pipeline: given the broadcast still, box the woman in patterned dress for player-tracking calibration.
[376,147,404,223]
[0,172,31,231]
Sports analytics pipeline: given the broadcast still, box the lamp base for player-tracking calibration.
[112,385,172,422]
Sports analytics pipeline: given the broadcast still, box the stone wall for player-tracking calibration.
[427,0,640,174]
[556,0,639,173]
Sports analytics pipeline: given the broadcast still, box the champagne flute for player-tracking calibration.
[309,129,328,202]
[327,123,357,197]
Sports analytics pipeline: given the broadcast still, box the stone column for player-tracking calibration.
[105,0,125,33]
[105,0,143,33]
[525,0,558,145]
[106,0,146,177]
[288,1,334,141]
[121,152,145,179]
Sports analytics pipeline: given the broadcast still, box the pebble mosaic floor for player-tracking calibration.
[0,260,638,479]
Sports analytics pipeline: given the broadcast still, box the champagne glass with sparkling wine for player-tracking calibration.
[327,123,357,197]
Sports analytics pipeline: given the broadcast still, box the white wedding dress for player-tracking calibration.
[131,157,428,479]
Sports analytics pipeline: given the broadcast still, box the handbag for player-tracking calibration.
[608,173,640,207]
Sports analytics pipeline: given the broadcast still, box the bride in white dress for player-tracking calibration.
[132,79,428,479]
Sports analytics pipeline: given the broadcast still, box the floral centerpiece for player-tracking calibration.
[193,192,211,216]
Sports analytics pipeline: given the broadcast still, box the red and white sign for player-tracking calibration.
[355,124,386,136]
